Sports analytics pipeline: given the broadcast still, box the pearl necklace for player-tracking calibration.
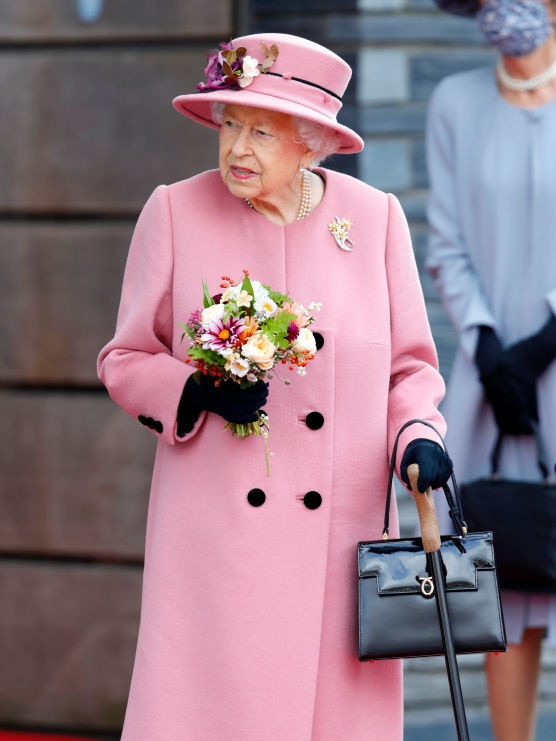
[244,168,313,221]
[497,57,556,92]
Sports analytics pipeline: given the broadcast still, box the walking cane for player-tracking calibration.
[408,463,470,741]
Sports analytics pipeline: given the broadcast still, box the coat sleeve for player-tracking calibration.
[97,184,205,445]
[384,193,447,468]
[425,81,497,358]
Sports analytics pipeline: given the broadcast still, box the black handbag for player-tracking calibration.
[358,420,507,661]
[461,428,556,593]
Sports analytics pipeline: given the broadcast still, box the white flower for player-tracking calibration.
[236,289,253,308]
[249,280,267,300]
[241,332,277,371]
[254,295,278,318]
[308,301,323,312]
[292,327,317,356]
[201,302,226,325]
[238,56,261,87]
[221,286,239,303]
[226,354,250,378]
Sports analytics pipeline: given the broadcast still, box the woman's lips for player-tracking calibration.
[231,166,257,180]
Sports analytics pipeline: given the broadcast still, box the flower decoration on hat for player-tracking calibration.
[197,42,279,92]
[328,216,354,251]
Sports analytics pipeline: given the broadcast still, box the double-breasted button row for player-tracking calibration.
[138,415,163,434]
[247,489,323,509]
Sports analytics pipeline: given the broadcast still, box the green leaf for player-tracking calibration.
[263,284,292,306]
[187,346,226,368]
[241,272,255,298]
[261,311,297,348]
[202,280,215,309]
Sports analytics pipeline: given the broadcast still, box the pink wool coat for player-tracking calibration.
[98,168,446,741]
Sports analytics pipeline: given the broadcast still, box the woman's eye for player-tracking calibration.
[256,129,273,139]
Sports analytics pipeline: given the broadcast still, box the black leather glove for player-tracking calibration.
[503,314,556,385]
[479,369,537,434]
[473,320,556,435]
[400,438,453,493]
[475,325,536,434]
[176,373,269,437]
[474,325,504,378]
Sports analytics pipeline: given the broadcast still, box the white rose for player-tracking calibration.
[201,303,225,325]
[241,332,277,371]
[292,327,317,356]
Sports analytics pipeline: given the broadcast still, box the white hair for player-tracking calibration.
[291,116,340,166]
[210,102,340,166]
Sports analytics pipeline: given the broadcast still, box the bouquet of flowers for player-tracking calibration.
[181,270,320,450]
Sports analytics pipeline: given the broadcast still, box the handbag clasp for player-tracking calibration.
[417,575,435,597]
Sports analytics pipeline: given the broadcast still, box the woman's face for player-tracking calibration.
[218,104,312,205]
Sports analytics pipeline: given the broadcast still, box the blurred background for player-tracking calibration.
[0,0,554,738]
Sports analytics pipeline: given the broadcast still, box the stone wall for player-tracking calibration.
[0,0,233,734]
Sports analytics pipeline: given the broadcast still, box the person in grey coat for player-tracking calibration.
[426,0,556,739]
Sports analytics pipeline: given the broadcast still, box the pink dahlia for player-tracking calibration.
[200,315,245,351]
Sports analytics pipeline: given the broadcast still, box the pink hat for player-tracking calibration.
[172,33,364,155]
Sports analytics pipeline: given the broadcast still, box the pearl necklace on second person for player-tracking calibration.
[244,168,313,222]
[497,55,556,92]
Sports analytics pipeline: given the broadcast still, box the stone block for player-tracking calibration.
[359,139,412,192]
[326,14,486,43]
[0,559,141,732]
[412,137,428,188]
[357,102,426,135]
[254,0,356,10]
[0,0,231,41]
[357,49,409,104]
[398,190,427,222]
[0,390,153,559]
[0,49,220,213]
[0,221,136,384]
[358,0,406,11]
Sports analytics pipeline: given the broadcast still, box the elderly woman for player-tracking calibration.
[427,1,556,739]
[98,33,451,741]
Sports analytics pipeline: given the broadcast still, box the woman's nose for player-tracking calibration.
[231,127,252,155]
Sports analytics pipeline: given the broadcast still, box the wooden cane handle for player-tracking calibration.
[407,463,441,553]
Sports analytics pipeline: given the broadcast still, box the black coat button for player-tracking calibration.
[138,415,163,433]
[313,332,324,350]
[305,412,324,430]
[303,491,322,510]
[247,488,266,507]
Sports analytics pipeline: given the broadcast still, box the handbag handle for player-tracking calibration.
[491,421,554,482]
[383,418,467,540]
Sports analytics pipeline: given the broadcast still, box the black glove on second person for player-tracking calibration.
[475,324,535,433]
[176,373,269,437]
[400,438,453,493]
[503,314,556,385]
[473,320,556,435]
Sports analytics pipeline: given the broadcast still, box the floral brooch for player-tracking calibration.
[197,42,279,92]
[328,217,354,251]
